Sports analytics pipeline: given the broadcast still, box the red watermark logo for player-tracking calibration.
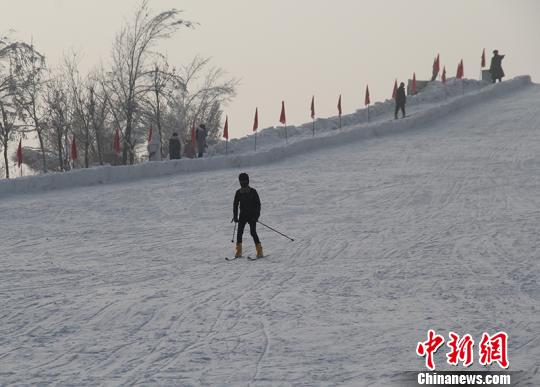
[416,330,509,370]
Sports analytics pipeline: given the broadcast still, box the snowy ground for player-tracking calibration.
[1,80,540,386]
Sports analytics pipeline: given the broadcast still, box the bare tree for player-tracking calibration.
[42,72,72,172]
[88,80,110,166]
[165,56,238,146]
[12,42,47,172]
[103,0,193,164]
[0,61,19,178]
[0,35,41,177]
[63,52,95,168]
[139,61,181,158]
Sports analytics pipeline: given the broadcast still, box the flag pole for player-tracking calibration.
[255,131,257,151]
[312,118,315,137]
[367,105,370,123]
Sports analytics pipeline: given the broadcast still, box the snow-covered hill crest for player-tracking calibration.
[0,76,532,198]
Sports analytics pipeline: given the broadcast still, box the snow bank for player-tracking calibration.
[207,77,493,156]
[0,76,532,198]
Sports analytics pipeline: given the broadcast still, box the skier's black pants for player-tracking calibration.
[395,102,405,118]
[237,220,260,244]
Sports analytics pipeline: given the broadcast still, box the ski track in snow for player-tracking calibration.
[1,82,540,385]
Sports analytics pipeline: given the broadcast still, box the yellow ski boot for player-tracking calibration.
[255,243,264,259]
[235,243,242,258]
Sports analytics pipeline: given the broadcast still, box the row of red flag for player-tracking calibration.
[15,134,81,170]
[221,52,482,140]
[14,50,487,166]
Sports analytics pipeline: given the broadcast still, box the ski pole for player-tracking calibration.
[257,220,294,242]
[231,220,237,243]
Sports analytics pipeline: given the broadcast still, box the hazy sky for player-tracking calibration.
[1,0,539,138]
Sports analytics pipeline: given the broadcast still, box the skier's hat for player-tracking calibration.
[238,172,249,182]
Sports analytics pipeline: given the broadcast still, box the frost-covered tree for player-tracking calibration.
[103,0,193,164]
[42,74,72,172]
[163,56,238,149]
[0,35,42,177]
[11,41,47,172]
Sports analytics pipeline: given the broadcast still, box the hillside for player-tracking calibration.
[1,77,539,386]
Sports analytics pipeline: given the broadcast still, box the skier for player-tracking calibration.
[395,82,406,119]
[196,124,207,158]
[233,172,263,258]
[169,132,181,159]
[489,50,505,83]
[147,131,161,161]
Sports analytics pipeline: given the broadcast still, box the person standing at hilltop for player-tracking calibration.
[489,50,505,83]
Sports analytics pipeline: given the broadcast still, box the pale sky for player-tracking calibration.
[1,0,539,139]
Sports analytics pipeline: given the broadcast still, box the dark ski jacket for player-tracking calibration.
[489,54,505,80]
[169,137,181,159]
[396,86,406,105]
[233,187,261,222]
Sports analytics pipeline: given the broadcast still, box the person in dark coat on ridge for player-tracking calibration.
[489,50,505,83]
[169,132,181,159]
[196,124,207,158]
[233,172,263,258]
[395,82,406,119]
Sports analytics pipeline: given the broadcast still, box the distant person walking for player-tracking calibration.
[169,132,181,159]
[196,124,207,158]
[489,50,505,83]
[147,132,161,161]
[395,82,406,119]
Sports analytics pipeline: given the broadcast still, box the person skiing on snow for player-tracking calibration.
[489,50,505,83]
[395,82,406,119]
[233,172,263,258]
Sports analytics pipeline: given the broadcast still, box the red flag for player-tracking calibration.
[279,101,286,124]
[147,126,153,143]
[481,49,486,68]
[412,72,417,94]
[310,96,315,119]
[457,59,464,79]
[433,54,440,76]
[442,66,447,84]
[223,116,229,140]
[71,136,78,161]
[191,121,196,147]
[337,94,342,116]
[113,129,121,155]
[16,139,22,168]
[364,85,370,106]
[392,79,397,99]
[253,108,258,132]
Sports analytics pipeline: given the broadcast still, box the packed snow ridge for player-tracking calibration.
[0,76,532,198]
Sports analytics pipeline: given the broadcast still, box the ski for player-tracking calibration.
[225,256,243,261]
[247,255,269,261]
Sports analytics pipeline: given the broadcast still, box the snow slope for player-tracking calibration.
[1,78,539,386]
